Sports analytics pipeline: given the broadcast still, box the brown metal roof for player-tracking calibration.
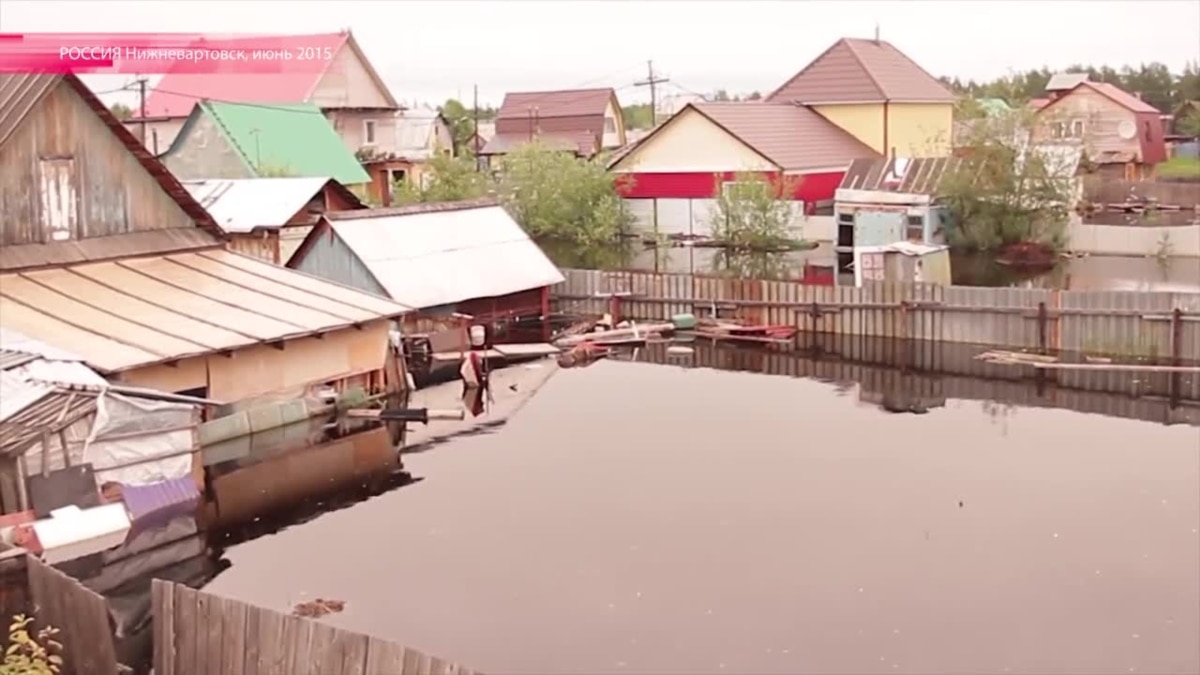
[838,156,965,194]
[496,88,616,120]
[0,73,223,238]
[766,38,955,104]
[0,229,221,273]
[0,249,411,374]
[615,101,878,172]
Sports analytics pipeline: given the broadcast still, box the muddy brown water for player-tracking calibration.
[204,360,1200,675]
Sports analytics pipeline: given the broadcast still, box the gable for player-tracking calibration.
[0,74,220,248]
[768,38,955,105]
[309,38,396,109]
[610,107,775,173]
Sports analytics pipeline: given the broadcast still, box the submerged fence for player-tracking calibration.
[551,269,1200,362]
[152,580,483,675]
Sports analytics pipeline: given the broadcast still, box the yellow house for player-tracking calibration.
[766,38,956,158]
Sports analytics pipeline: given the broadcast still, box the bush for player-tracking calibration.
[1,614,62,675]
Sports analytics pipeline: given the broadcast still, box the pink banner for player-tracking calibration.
[0,33,340,74]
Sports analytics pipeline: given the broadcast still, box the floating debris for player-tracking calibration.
[293,598,346,618]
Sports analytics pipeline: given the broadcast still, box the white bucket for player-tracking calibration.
[468,325,486,348]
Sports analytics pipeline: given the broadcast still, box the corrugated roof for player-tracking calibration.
[0,229,221,273]
[314,202,564,309]
[692,102,879,171]
[0,370,53,424]
[766,38,955,104]
[496,89,615,120]
[138,31,399,118]
[838,156,966,194]
[0,383,97,457]
[0,74,222,237]
[395,106,447,160]
[1082,82,1162,114]
[179,101,370,185]
[0,250,411,373]
[181,177,355,233]
[120,477,200,532]
[0,329,107,390]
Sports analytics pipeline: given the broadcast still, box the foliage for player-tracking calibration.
[440,98,496,154]
[1156,156,1200,180]
[621,103,654,130]
[940,60,1199,113]
[1177,109,1200,138]
[941,110,1072,252]
[707,172,802,249]
[536,236,635,270]
[954,96,987,120]
[709,250,796,280]
[255,162,298,178]
[109,102,133,120]
[497,141,633,246]
[394,154,491,204]
[2,614,62,675]
[710,90,762,102]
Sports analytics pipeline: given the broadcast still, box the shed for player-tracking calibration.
[288,200,564,333]
[852,241,951,287]
[181,177,365,264]
[0,330,201,515]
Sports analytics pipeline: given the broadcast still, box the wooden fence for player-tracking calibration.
[152,579,483,675]
[1082,176,1200,207]
[552,269,1200,362]
[0,550,122,675]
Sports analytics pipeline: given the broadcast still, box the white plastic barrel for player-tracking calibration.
[468,325,486,347]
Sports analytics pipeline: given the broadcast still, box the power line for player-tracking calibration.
[634,60,669,126]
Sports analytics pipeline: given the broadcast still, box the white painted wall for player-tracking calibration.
[1069,220,1200,257]
[613,108,775,173]
[602,99,624,150]
[625,198,831,240]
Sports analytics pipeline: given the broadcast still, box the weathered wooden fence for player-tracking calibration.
[552,269,1200,362]
[152,579,483,675]
[0,550,122,675]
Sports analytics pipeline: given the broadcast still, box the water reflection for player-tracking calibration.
[952,253,1200,292]
[709,249,796,280]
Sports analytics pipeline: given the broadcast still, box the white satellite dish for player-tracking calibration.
[1117,119,1137,140]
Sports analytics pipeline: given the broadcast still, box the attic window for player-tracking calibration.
[363,119,377,145]
[604,118,616,134]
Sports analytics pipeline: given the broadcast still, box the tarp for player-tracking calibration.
[82,392,198,486]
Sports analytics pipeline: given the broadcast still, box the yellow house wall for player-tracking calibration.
[613,108,775,173]
[813,104,885,154]
[886,103,953,157]
[117,319,392,401]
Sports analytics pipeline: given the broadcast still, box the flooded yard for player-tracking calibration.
[203,358,1200,675]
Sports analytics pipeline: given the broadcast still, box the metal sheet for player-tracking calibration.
[325,205,564,309]
[181,177,332,233]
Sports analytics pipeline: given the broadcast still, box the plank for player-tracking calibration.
[152,580,176,675]
[305,621,339,675]
[402,646,423,675]
[242,601,262,675]
[173,585,200,675]
[256,607,288,675]
[279,613,313,675]
[364,639,407,675]
[219,596,248,675]
[194,589,211,675]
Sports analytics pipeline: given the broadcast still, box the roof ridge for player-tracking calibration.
[202,101,258,174]
[765,40,844,102]
[840,39,888,101]
[870,39,954,101]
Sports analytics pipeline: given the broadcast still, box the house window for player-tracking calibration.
[1071,120,1085,138]
[38,157,77,242]
[1055,120,1085,139]
[364,119,377,145]
[837,212,854,225]
[604,117,616,134]
[905,214,924,242]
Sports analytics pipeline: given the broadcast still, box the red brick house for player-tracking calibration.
[480,88,626,163]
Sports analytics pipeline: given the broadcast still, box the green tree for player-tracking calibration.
[941,111,1072,252]
[109,102,133,120]
[497,141,633,246]
[394,154,491,204]
[707,172,801,249]
[621,103,654,129]
[1178,109,1200,137]
[2,614,62,675]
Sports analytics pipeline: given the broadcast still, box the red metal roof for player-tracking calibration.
[766,38,955,104]
[610,102,879,173]
[138,32,398,118]
[496,88,615,120]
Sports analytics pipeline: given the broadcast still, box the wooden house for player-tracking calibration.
[0,73,412,406]
[480,88,625,163]
[181,177,366,265]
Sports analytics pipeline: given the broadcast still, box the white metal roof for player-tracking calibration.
[0,329,108,422]
[328,205,564,309]
[1045,72,1090,92]
[181,177,332,233]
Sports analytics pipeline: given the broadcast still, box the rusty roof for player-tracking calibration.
[838,156,966,194]
[496,88,616,120]
[0,249,411,374]
[611,102,878,172]
[0,229,221,273]
[766,38,955,104]
[0,73,223,238]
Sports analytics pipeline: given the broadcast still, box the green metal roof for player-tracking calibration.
[978,98,1012,117]
[201,101,370,185]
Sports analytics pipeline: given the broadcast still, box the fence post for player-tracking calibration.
[1170,308,1184,408]
[1037,302,1048,354]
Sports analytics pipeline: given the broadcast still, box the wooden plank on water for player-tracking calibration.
[152,580,176,675]
[364,639,407,675]
[219,595,248,675]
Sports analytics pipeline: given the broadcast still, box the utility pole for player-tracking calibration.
[473,84,481,168]
[634,60,669,127]
[135,76,149,146]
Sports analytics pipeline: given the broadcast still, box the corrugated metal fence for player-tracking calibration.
[552,269,1200,362]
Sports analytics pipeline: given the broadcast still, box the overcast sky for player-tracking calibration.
[3,0,1198,108]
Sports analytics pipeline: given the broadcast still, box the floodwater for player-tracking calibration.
[204,359,1200,675]
[953,253,1200,293]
